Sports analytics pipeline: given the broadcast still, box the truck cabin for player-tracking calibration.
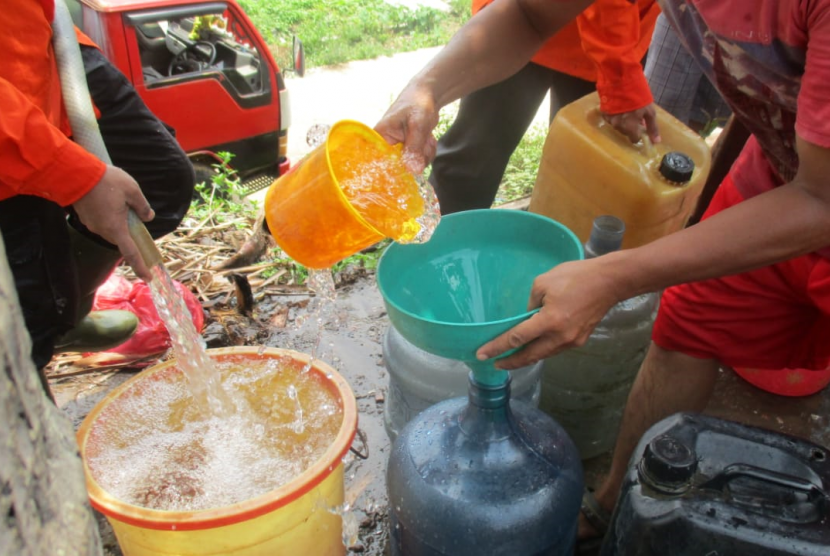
[130,4,269,106]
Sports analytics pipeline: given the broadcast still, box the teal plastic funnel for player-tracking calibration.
[376,209,583,386]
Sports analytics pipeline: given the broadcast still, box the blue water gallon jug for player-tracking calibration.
[387,375,584,555]
[601,412,830,555]
[382,324,542,441]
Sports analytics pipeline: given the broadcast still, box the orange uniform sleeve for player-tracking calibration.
[75,26,99,49]
[576,0,656,114]
[0,76,106,206]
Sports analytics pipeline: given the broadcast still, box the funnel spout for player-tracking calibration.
[466,359,509,387]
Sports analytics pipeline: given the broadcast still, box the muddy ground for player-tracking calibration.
[51,270,830,556]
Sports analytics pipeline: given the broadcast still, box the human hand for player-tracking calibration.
[475,259,623,370]
[602,103,661,145]
[375,83,439,174]
[72,165,156,281]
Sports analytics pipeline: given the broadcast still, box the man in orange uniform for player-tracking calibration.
[428,0,660,214]
[0,0,194,391]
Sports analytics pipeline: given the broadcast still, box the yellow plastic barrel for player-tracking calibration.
[76,347,358,556]
[265,120,424,269]
[529,92,712,249]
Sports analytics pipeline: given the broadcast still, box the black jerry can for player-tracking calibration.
[601,412,830,556]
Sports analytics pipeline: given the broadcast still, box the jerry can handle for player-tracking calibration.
[700,462,828,502]
[638,130,658,159]
[595,108,658,158]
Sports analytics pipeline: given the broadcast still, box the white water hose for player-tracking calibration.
[51,0,162,269]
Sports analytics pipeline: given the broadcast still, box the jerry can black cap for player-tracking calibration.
[638,433,697,493]
[659,152,695,184]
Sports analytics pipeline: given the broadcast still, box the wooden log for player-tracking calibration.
[0,235,103,555]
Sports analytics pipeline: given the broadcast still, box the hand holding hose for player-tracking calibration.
[52,0,162,282]
[72,165,156,281]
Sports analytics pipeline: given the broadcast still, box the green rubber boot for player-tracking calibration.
[54,309,139,353]
[54,226,139,354]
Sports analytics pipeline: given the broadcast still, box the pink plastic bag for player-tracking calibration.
[91,273,205,358]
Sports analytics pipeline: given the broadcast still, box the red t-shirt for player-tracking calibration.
[660,0,830,199]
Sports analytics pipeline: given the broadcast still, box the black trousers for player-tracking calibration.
[0,45,194,370]
[428,62,595,215]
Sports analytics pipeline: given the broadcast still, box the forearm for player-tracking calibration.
[603,179,830,300]
[413,0,592,109]
[576,0,653,114]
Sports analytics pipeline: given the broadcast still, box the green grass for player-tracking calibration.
[494,122,548,204]
[240,0,469,70]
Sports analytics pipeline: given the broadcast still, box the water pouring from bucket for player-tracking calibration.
[263,119,441,377]
[264,119,440,270]
[262,119,440,373]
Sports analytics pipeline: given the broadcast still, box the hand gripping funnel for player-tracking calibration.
[376,209,583,386]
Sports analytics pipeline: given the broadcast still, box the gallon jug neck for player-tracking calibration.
[584,215,625,259]
[467,372,510,408]
[459,373,513,439]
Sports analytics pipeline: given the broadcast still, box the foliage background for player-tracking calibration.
[240,0,469,69]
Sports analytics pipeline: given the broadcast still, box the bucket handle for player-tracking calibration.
[700,463,828,503]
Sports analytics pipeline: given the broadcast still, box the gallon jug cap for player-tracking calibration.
[659,152,695,184]
[638,434,697,493]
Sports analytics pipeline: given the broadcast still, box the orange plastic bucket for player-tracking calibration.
[733,366,830,398]
[76,347,358,556]
[265,120,424,269]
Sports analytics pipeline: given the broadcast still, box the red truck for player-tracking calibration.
[68,0,304,194]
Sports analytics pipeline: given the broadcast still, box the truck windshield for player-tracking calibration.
[131,7,267,98]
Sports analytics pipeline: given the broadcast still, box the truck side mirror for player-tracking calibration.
[292,36,306,78]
